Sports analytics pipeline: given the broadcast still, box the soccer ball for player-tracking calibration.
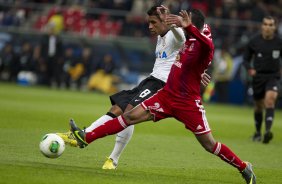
[39,133,65,158]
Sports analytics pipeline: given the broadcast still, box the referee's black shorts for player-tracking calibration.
[109,76,165,112]
[252,75,280,100]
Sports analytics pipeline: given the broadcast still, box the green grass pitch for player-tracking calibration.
[0,82,281,184]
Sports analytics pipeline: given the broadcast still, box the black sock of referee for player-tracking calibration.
[254,111,263,134]
[265,108,274,133]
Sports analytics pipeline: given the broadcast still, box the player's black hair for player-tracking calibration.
[191,9,205,31]
[155,0,164,6]
[147,5,164,21]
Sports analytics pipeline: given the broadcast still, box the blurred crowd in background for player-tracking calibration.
[0,0,281,106]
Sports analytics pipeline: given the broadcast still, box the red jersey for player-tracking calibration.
[164,24,214,100]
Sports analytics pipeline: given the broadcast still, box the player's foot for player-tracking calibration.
[241,162,256,184]
[252,132,261,142]
[56,131,78,147]
[262,131,273,144]
[69,119,88,148]
[102,157,117,170]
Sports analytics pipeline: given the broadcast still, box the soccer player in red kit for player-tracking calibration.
[70,9,256,184]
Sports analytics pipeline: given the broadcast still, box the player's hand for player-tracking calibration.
[157,5,169,23]
[165,10,192,28]
[248,69,256,76]
[201,72,211,87]
[165,14,182,27]
[179,10,192,28]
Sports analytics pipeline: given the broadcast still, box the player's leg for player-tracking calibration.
[179,101,248,172]
[85,105,123,132]
[195,133,256,184]
[104,104,135,169]
[251,77,265,142]
[70,104,152,148]
[56,105,122,147]
[71,89,168,148]
[103,125,134,169]
[58,90,132,147]
[262,89,278,143]
[252,99,264,141]
[104,77,166,169]
[177,100,256,183]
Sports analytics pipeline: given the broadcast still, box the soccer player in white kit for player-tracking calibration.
[57,5,209,169]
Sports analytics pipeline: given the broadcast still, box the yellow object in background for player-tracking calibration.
[87,70,118,94]
[203,81,215,102]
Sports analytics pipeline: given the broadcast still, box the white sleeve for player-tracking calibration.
[170,27,185,43]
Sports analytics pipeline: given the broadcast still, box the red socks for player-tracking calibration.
[85,116,128,143]
[85,117,247,173]
[213,142,247,171]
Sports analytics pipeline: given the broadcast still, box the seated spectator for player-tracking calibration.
[60,46,87,90]
[77,46,95,88]
[87,53,119,94]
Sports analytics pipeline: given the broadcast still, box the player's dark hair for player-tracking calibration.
[147,5,163,21]
[191,9,205,30]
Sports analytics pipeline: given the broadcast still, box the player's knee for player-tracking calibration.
[123,113,135,125]
[265,97,277,108]
[265,101,275,108]
[198,140,216,153]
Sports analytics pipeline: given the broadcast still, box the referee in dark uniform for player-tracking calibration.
[243,15,282,144]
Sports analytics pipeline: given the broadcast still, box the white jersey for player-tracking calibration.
[150,27,185,82]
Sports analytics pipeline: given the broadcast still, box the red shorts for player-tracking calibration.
[141,89,211,135]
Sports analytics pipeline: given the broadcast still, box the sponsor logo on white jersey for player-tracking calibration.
[156,51,168,59]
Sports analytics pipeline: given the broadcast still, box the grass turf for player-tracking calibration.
[0,82,281,184]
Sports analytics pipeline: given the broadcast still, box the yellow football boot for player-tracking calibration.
[102,157,117,170]
[56,131,78,147]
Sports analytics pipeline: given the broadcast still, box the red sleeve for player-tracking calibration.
[184,24,213,50]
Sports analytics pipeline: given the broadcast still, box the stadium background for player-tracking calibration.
[0,0,282,106]
[1,1,282,183]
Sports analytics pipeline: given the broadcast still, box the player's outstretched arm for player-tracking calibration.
[157,5,185,42]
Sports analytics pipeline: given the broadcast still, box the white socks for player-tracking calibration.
[109,125,134,164]
[85,114,135,165]
[85,115,113,132]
